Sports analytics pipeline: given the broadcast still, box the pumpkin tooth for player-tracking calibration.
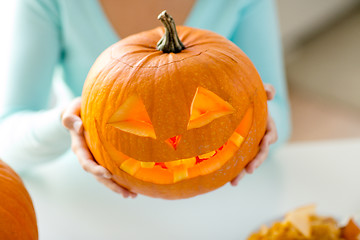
[140,162,155,168]
[120,159,141,175]
[164,159,182,168]
[165,157,196,169]
[172,166,188,183]
[182,157,196,168]
[198,150,216,159]
[229,132,244,147]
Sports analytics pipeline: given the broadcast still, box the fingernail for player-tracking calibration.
[73,121,82,133]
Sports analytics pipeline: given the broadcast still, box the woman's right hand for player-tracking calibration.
[61,97,137,198]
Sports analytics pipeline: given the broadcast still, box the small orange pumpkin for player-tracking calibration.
[81,11,267,199]
[0,160,38,239]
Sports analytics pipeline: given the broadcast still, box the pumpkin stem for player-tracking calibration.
[157,10,185,53]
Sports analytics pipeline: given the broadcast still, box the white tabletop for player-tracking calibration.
[22,138,360,240]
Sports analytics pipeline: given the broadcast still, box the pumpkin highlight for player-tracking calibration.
[81,11,268,199]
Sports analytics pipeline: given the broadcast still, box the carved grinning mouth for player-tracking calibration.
[98,106,253,184]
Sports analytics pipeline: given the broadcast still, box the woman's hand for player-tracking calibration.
[230,84,278,186]
[61,97,137,198]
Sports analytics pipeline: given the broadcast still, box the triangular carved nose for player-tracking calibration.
[165,135,182,150]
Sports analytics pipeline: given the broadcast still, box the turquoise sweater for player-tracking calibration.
[0,0,291,171]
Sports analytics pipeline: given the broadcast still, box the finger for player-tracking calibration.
[230,170,246,187]
[70,131,111,179]
[63,115,83,134]
[264,115,278,145]
[245,145,269,174]
[96,176,137,198]
[79,157,112,179]
[264,84,276,101]
[62,98,82,133]
[244,114,276,174]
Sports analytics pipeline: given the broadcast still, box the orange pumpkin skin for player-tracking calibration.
[0,160,38,239]
[81,24,267,199]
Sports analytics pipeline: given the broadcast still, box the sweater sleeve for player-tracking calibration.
[0,0,71,172]
[229,0,292,148]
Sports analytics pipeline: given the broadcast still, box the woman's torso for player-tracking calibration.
[56,0,251,95]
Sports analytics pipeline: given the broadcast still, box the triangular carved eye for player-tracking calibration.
[187,87,235,130]
[107,95,156,139]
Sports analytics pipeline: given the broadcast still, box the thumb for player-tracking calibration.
[61,98,83,133]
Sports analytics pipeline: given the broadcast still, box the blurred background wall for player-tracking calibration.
[276,0,360,141]
[0,0,359,142]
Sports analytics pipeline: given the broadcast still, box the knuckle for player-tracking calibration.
[274,133,279,142]
[71,144,77,152]
[262,136,270,146]
[268,131,278,143]
[82,163,91,172]
[62,115,72,129]
[71,141,80,152]
[93,168,104,177]
[95,176,104,182]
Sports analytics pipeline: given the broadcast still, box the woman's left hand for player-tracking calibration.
[230,84,278,186]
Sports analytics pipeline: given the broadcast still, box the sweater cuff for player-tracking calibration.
[33,107,71,150]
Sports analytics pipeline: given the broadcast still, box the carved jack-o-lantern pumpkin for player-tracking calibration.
[81,11,267,199]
